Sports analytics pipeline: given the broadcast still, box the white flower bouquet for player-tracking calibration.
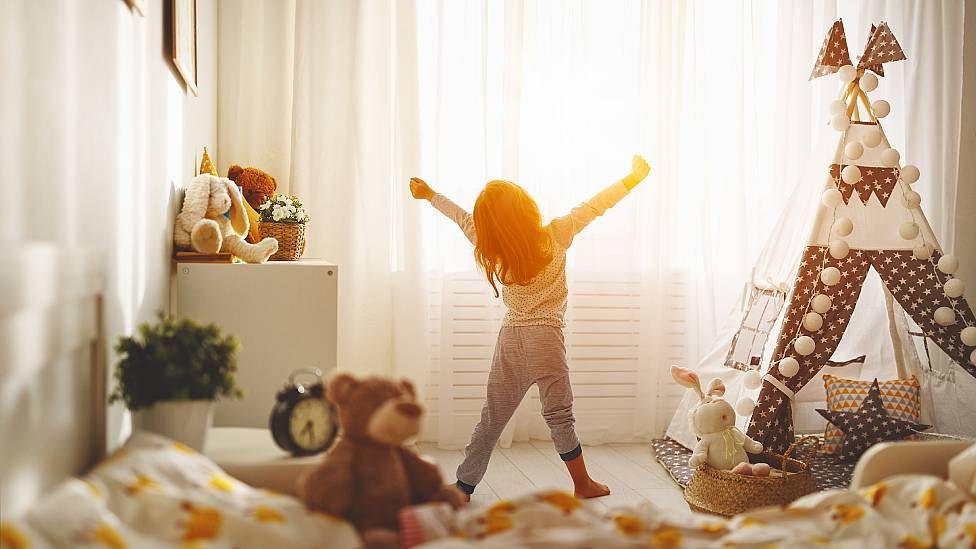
[258,194,309,260]
[259,194,310,224]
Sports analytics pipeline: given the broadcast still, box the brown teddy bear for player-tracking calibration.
[297,374,465,547]
[227,164,276,211]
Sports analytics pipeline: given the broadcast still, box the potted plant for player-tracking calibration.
[109,314,243,450]
[258,193,310,261]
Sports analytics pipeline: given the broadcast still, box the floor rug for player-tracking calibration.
[650,437,854,491]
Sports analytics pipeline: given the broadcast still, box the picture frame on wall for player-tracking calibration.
[124,0,146,16]
[171,0,198,95]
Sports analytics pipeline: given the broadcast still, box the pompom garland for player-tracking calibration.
[778,357,800,378]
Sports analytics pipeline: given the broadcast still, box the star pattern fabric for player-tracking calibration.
[748,246,976,453]
[860,24,885,76]
[816,379,929,462]
[873,248,976,377]
[858,22,906,69]
[828,162,899,206]
[810,20,853,80]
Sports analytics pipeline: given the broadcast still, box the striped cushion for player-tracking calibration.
[821,374,921,453]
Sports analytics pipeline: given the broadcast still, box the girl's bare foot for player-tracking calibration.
[574,479,611,499]
[563,452,609,498]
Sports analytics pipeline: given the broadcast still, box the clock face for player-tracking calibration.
[289,398,333,451]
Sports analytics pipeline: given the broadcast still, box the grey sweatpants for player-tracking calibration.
[456,325,581,491]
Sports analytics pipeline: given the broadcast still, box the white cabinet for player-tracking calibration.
[175,260,338,428]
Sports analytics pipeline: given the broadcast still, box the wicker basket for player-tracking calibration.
[259,222,307,261]
[684,436,820,517]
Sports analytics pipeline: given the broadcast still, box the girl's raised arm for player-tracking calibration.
[549,155,650,247]
[410,177,477,245]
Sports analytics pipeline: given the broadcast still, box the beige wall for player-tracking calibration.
[1,0,217,513]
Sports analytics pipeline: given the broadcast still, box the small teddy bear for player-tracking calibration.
[670,366,769,476]
[298,374,465,548]
[227,164,277,211]
[173,174,278,263]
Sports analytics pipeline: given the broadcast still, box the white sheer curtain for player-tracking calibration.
[217,0,966,447]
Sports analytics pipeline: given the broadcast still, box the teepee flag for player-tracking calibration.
[858,22,906,69]
[810,20,852,80]
[860,24,885,76]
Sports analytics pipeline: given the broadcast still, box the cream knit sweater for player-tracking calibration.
[431,181,630,327]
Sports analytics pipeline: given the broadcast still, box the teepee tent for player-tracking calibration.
[667,20,976,453]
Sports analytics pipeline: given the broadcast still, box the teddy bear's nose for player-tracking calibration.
[396,402,422,419]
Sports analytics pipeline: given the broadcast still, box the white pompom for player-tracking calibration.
[844,142,864,160]
[822,188,844,208]
[901,165,920,184]
[872,99,890,118]
[803,312,824,332]
[829,239,850,260]
[794,336,816,356]
[945,278,966,299]
[938,254,959,275]
[841,165,862,184]
[811,294,832,314]
[820,267,841,286]
[862,129,883,148]
[902,190,922,208]
[859,72,879,92]
[899,221,920,240]
[971,349,976,366]
[934,307,956,326]
[829,100,847,116]
[838,65,857,83]
[833,217,854,237]
[832,114,851,131]
[881,148,901,167]
[735,397,757,417]
[961,326,976,347]
[743,369,762,390]
[914,244,933,260]
[778,357,801,378]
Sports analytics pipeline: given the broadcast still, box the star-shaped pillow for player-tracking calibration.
[817,378,929,462]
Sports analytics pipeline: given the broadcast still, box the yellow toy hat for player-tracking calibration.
[199,146,218,176]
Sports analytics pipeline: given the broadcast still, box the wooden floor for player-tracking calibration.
[417,440,690,514]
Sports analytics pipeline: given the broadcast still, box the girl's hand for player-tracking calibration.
[630,155,650,181]
[622,155,650,190]
[410,177,435,200]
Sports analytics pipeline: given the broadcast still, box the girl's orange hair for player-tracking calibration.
[473,180,553,297]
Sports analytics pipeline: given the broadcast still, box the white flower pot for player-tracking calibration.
[139,400,214,451]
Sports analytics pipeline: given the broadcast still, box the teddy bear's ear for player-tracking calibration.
[327,374,358,405]
[227,164,244,182]
[398,379,417,398]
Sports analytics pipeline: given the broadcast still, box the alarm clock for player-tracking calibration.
[270,368,338,456]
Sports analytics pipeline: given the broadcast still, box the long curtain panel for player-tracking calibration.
[217,0,965,446]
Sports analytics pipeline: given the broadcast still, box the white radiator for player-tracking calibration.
[421,271,689,444]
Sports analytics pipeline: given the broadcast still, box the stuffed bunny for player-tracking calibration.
[670,365,768,475]
[174,174,278,263]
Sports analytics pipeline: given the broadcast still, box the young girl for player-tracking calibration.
[410,155,650,499]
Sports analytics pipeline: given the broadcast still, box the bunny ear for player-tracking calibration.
[705,379,726,398]
[670,366,704,400]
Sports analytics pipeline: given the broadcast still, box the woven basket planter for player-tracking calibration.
[260,222,307,261]
[684,436,819,517]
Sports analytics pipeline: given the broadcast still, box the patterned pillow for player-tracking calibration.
[817,379,929,462]
[822,374,921,453]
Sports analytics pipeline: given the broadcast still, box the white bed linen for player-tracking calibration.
[0,432,360,548]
